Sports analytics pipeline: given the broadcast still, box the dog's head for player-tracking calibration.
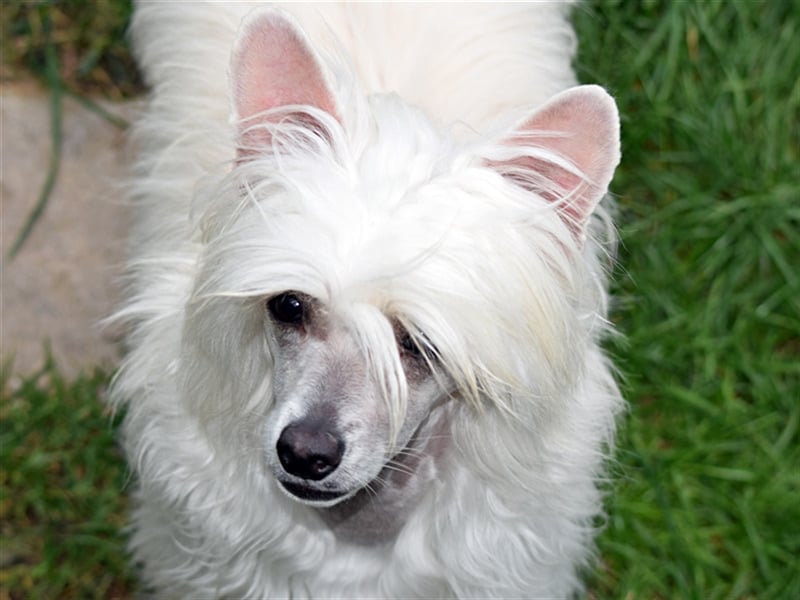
[179,8,620,508]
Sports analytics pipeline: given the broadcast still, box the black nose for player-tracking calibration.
[277,421,345,481]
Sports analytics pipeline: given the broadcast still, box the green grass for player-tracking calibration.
[574,1,800,598]
[1,1,798,598]
[0,360,134,598]
[2,0,141,98]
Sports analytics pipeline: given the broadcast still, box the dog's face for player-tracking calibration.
[262,291,450,507]
[181,8,619,515]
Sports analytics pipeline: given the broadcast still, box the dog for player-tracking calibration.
[110,2,622,597]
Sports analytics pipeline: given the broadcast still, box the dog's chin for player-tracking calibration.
[277,480,358,508]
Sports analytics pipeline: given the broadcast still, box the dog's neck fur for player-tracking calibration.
[317,401,452,545]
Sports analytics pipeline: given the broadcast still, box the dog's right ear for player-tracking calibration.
[484,86,620,247]
[231,9,339,161]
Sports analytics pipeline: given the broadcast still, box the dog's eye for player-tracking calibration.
[267,293,304,325]
[399,333,422,358]
[402,330,441,364]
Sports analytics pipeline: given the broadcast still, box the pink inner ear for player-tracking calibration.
[494,85,621,243]
[231,9,338,156]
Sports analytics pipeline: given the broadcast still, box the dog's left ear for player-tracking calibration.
[231,8,339,160]
[487,85,621,245]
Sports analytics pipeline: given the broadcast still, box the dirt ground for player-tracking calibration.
[1,83,139,377]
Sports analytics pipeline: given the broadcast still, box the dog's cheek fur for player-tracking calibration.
[178,297,274,453]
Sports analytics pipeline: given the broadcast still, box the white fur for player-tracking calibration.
[111,2,623,598]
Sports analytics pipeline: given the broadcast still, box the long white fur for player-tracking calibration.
[111,2,623,598]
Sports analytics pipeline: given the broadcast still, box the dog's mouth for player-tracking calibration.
[278,480,349,505]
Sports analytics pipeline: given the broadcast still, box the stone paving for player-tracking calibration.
[2,84,139,377]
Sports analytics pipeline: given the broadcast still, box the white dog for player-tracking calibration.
[111,2,622,598]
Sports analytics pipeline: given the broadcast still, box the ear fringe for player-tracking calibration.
[235,106,343,164]
[484,143,593,243]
